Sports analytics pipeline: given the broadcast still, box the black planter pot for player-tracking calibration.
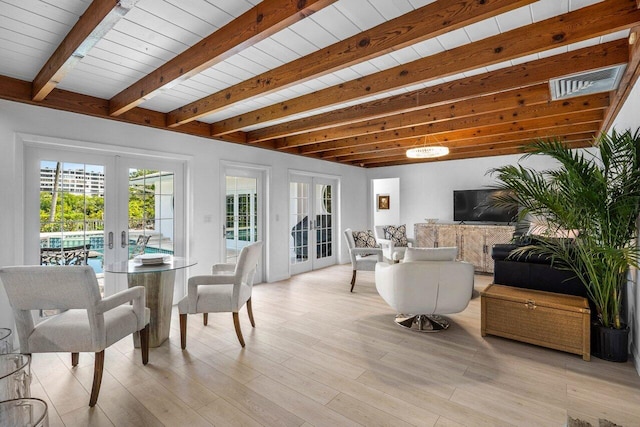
[591,323,629,362]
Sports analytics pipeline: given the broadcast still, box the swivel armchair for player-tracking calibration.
[375,247,474,331]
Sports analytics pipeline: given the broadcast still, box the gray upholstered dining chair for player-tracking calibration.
[344,229,383,292]
[0,265,150,407]
[178,240,263,348]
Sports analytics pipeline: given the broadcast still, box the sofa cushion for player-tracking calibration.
[404,246,457,262]
[384,224,408,247]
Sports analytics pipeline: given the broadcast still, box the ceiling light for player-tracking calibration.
[406,146,449,158]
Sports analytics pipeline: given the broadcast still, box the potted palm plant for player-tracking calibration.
[489,129,640,362]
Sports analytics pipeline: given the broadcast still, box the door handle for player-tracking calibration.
[108,232,113,249]
[121,231,127,248]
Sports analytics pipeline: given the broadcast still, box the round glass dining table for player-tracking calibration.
[104,257,196,347]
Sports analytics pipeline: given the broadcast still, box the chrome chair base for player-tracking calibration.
[394,314,449,332]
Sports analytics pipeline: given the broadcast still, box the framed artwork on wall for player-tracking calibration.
[378,194,390,210]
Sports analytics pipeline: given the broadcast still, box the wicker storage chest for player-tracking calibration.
[481,284,591,361]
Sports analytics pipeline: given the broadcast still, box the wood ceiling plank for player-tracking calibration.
[280,92,609,153]
[206,0,640,135]
[245,40,628,142]
[337,131,598,163]
[32,0,125,102]
[333,127,600,162]
[360,140,595,167]
[109,0,338,117]
[166,0,535,128]
[307,106,606,158]
[601,26,640,131]
[274,83,551,147]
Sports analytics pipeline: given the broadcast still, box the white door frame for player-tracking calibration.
[19,133,191,299]
[288,169,341,275]
[220,160,270,283]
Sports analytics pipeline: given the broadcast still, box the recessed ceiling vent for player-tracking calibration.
[550,64,626,100]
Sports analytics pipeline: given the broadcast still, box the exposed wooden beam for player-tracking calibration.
[207,0,640,135]
[601,26,640,131]
[109,0,336,117]
[166,0,535,129]
[336,132,598,163]
[272,84,551,148]
[360,140,594,167]
[246,40,628,143]
[308,107,606,158]
[0,75,264,147]
[32,0,135,102]
[330,125,600,162]
[280,92,609,153]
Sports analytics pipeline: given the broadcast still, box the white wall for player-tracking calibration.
[0,99,369,335]
[610,77,640,374]
[366,154,557,238]
[372,177,399,226]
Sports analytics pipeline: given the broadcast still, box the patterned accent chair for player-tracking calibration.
[343,229,383,292]
[373,225,415,262]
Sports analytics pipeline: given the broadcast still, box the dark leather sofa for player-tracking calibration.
[491,243,588,298]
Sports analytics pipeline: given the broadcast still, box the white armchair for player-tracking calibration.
[374,225,415,262]
[178,240,263,348]
[375,247,474,331]
[0,265,150,407]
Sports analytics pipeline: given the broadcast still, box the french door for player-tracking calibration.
[25,145,185,297]
[222,165,264,282]
[289,175,336,275]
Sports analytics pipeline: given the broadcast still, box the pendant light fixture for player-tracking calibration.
[406,135,449,158]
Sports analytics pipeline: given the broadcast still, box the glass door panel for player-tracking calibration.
[289,176,336,274]
[38,160,107,296]
[225,176,258,264]
[128,169,175,259]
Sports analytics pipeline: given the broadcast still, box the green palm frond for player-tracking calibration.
[488,129,640,328]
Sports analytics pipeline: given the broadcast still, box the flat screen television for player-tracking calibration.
[453,189,517,223]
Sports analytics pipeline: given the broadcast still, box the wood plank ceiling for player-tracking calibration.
[1,0,639,167]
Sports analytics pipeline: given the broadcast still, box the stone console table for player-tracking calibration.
[414,223,514,273]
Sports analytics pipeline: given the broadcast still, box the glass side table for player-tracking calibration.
[0,328,13,354]
[0,353,31,400]
[0,398,49,427]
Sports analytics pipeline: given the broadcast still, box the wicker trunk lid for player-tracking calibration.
[481,284,591,360]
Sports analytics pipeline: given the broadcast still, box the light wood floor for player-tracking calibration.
[29,264,640,426]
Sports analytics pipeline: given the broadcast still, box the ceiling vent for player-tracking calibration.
[550,64,626,100]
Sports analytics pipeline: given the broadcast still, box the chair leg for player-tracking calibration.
[203,313,208,326]
[140,324,149,365]
[71,352,79,367]
[350,270,357,292]
[180,313,187,350]
[89,350,105,407]
[247,298,255,327]
[232,312,245,347]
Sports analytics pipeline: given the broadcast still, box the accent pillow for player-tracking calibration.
[403,246,458,262]
[384,224,408,247]
[352,230,379,249]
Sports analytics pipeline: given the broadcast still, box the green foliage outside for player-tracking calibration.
[40,180,155,233]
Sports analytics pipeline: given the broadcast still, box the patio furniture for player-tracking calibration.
[40,244,91,266]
